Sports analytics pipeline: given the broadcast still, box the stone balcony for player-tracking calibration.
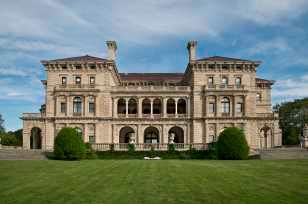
[205,84,245,90]
[54,84,98,92]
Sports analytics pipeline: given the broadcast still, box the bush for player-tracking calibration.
[54,128,86,160]
[0,134,19,146]
[85,142,97,159]
[216,127,249,160]
[128,143,135,152]
[285,127,299,145]
[168,144,176,153]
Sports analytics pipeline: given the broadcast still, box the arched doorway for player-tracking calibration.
[30,127,42,149]
[168,126,184,143]
[144,126,159,144]
[119,126,135,143]
[260,125,271,149]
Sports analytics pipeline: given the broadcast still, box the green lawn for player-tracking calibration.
[0,160,308,204]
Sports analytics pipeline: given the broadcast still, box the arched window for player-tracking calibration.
[73,97,82,113]
[221,97,230,113]
[167,99,176,114]
[177,99,186,114]
[128,98,137,114]
[142,99,151,114]
[144,126,159,144]
[117,98,126,114]
[153,98,161,114]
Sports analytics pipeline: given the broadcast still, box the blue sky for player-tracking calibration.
[1,0,308,131]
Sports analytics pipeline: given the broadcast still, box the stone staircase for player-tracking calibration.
[0,149,47,160]
[260,147,308,160]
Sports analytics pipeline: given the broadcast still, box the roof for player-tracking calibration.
[43,55,107,63]
[197,56,260,63]
[256,78,275,84]
[119,73,184,81]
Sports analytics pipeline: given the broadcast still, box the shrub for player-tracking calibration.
[0,134,19,146]
[128,143,135,152]
[285,127,299,145]
[216,127,249,160]
[85,142,97,159]
[168,144,176,153]
[54,127,86,160]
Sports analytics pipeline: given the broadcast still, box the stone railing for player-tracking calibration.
[205,84,245,90]
[113,86,191,92]
[91,143,208,151]
[54,84,96,91]
[22,113,42,118]
[256,113,276,118]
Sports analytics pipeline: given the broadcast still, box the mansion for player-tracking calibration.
[21,40,282,151]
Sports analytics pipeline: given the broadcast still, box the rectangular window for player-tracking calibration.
[61,77,67,85]
[209,103,215,113]
[89,135,95,144]
[222,77,228,85]
[90,76,95,84]
[208,77,214,85]
[236,103,243,113]
[60,102,66,113]
[75,76,81,85]
[89,102,95,113]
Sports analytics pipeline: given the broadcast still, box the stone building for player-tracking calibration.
[21,40,282,151]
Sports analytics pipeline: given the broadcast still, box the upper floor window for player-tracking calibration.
[208,77,214,85]
[256,93,261,102]
[75,76,81,85]
[236,103,243,113]
[90,76,95,85]
[209,102,215,113]
[222,77,228,85]
[73,97,82,113]
[235,77,241,86]
[89,64,96,69]
[60,102,66,113]
[61,77,67,85]
[75,64,82,69]
[221,97,230,113]
[88,96,95,113]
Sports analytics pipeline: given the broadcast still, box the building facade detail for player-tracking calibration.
[21,40,282,150]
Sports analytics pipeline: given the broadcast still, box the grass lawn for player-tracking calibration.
[0,160,308,204]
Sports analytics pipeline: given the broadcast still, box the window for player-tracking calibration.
[88,126,95,144]
[61,64,67,69]
[61,77,67,85]
[236,103,243,113]
[235,77,241,86]
[222,77,228,85]
[90,64,96,69]
[89,135,95,143]
[73,97,82,113]
[90,76,95,84]
[209,103,215,113]
[256,93,261,102]
[75,64,82,69]
[75,76,81,85]
[75,127,82,138]
[60,102,66,113]
[208,77,214,85]
[88,96,95,113]
[221,97,230,113]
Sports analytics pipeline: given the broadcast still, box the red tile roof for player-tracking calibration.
[119,73,184,81]
[197,56,259,63]
[45,55,107,62]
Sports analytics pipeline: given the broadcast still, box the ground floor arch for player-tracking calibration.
[168,126,184,143]
[30,127,42,149]
[144,126,159,144]
[119,126,135,143]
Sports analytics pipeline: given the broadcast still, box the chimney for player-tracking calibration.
[106,41,117,60]
[187,40,197,61]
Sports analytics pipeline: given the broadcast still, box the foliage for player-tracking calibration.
[54,127,86,160]
[127,143,135,152]
[85,142,97,159]
[216,127,249,160]
[274,97,308,145]
[5,129,23,146]
[0,134,19,146]
[167,144,175,152]
[0,114,5,134]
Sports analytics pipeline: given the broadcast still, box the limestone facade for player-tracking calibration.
[21,40,282,150]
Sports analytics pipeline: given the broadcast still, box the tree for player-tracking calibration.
[216,127,249,160]
[0,114,5,134]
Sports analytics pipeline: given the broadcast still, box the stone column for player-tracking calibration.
[67,96,71,116]
[84,95,88,117]
[83,95,86,116]
[204,95,207,117]
[150,98,154,118]
[232,95,236,117]
[244,95,247,116]
[138,97,143,118]
[187,97,191,118]
[216,95,220,117]
[175,98,178,118]
[125,98,129,118]
[84,124,89,143]
[113,97,118,118]
[163,97,167,118]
